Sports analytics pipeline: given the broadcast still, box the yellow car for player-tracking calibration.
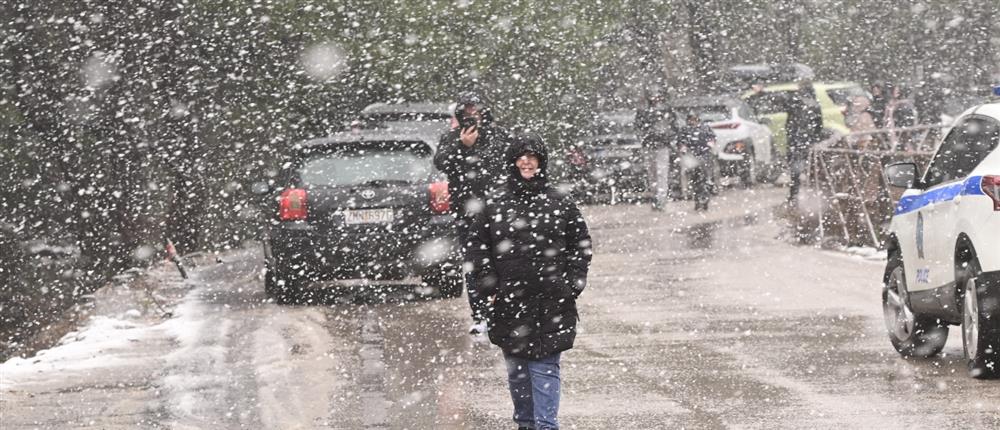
[741,81,870,155]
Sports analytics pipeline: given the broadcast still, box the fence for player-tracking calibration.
[805,124,947,248]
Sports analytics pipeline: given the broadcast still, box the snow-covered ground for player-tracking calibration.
[3,186,999,429]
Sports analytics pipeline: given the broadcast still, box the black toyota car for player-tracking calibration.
[259,128,462,303]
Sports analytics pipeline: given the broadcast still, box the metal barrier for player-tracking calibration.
[805,125,947,248]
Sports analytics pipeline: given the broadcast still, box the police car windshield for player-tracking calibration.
[925,117,999,185]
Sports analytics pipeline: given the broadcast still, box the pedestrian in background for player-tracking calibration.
[433,91,513,335]
[886,84,918,150]
[845,95,876,149]
[637,93,674,210]
[676,112,716,212]
[868,82,888,128]
[469,134,593,430]
[784,81,824,204]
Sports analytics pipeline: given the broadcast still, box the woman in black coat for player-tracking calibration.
[468,134,592,430]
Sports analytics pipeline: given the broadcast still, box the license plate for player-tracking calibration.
[344,208,394,225]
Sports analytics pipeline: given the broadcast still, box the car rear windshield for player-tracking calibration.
[669,106,731,127]
[298,142,433,187]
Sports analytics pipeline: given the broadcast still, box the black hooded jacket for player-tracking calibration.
[785,88,824,153]
[468,136,593,359]
[433,105,512,220]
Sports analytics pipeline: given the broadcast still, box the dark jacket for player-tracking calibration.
[433,123,512,219]
[786,94,823,153]
[748,88,823,153]
[469,137,593,359]
[678,123,716,159]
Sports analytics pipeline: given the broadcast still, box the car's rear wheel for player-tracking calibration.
[960,257,1000,378]
[424,269,464,299]
[883,253,948,357]
[265,266,302,305]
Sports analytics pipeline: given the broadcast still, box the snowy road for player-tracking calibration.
[3,186,1000,429]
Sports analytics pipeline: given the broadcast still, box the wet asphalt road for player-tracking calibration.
[4,186,1000,429]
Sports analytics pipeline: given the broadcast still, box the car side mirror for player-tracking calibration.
[251,181,272,195]
[884,162,919,189]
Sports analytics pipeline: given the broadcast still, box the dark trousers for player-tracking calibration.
[457,217,489,322]
[787,149,808,202]
[687,159,712,209]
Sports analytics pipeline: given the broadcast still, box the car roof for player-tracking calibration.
[299,128,441,152]
[360,102,453,116]
[596,109,635,123]
[758,81,862,92]
[967,102,1000,121]
[665,96,744,109]
[585,133,639,142]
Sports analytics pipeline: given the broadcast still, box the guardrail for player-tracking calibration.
[804,124,947,248]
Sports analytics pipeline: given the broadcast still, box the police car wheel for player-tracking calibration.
[960,258,1000,379]
[883,253,948,358]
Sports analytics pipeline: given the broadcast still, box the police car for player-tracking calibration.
[882,98,1000,378]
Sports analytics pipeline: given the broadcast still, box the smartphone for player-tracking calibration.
[460,115,478,131]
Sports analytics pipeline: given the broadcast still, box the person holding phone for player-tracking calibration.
[433,91,513,335]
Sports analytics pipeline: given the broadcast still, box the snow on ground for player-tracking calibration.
[1,315,163,388]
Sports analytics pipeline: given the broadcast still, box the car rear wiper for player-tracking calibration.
[357,179,411,187]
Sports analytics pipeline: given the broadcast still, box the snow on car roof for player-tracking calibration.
[969,102,1000,121]
[360,102,453,115]
[299,128,440,152]
[666,96,743,108]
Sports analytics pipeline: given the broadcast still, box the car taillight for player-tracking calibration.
[710,122,740,129]
[982,175,1000,211]
[279,188,308,220]
[429,181,450,214]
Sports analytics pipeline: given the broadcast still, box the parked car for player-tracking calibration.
[881,101,1000,378]
[665,96,777,187]
[741,81,870,155]
[258,128,463,303]
[722,63,815,92]
[567,133,648,203]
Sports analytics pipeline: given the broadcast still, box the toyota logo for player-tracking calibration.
[360,189,376,199]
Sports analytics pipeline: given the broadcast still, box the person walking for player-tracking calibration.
[676,112,716,212]
[433,91,513,335]
[468,134,593,430]
[637,93,674,210]
[784,81,823,204]
[886,84,918,150]
[748,80,823,204]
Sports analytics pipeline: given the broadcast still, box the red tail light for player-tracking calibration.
[710,122,740,129]
[982,175,1000,211]
[279,188,308,220]
[429,182,450,214]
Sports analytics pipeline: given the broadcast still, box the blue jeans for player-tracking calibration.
[504,352,561,430]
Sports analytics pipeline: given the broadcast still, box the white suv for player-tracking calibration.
[882,101,1000,378]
